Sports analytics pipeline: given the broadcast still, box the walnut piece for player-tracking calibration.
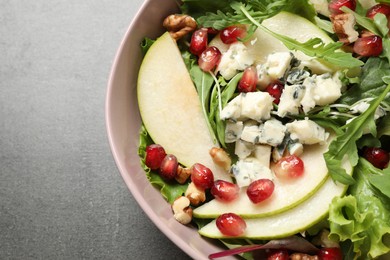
[290,253,319,260]
[185,182,206,206]
[175,165,191,184]
[210,147,232,171]
[163,14,197,40]
[172,196,193,224]
[331,13,359,44]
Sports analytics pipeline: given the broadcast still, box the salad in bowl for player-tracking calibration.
[136,0,390,259]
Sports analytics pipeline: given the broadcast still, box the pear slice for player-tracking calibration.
[198,172,351,239]
[211,11,336,74]
[194,137,352,218]
[137,32,231,181]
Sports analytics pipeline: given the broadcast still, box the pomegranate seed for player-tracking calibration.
[246,179,275,204]
[328,0,356,14]
[363,147,389,169]
[211,180,240,202]
[318,247,343,260]
[267,249,290,260]
[274,155,305,179]
[207,27,219,35]
[216,213,246,236]
[145,144,166,170]
[238,66,258,93]
[189,28,208,56]
[353,35,383,57]
[366,3,390,19]
[220,25,247,44]
[265,81,284,104]
[191,163,214,190]
[198,46,221,72]
[159,154,178,180]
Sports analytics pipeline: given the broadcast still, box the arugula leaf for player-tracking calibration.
[190,65,219,144]
[329,158,390,259]
[378,113,390,137]
[215,73,242,148]
[180,0,238,19]
[339,57,390,105]
[381,37,390,64]
[238,5,363,68]
[324,83,390,185]
[340,7,383,36]
[138,125,188,204]
[195,0,316,30]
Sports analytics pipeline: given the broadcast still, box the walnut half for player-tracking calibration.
[331,13,359,44]
[163,14,197,40]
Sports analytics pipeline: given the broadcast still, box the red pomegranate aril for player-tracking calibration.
[328,0,356,14]
[274,155,305,179]
[191,163,214,190]
[246,179,275,204]
[353,35,383,57]
[198,46,222,72]
[211,180,240,202]
[216,213,246,236]
[366,3,390,19]
[265,81,284,104]
[207,27,219,35]
[363,147,390,169]
[238,66,258,93]
[318,247,343,260]
[190,28,208,56]
[159,154,178,180]
[267,249,290,260]
[145,144,166,170]
[220,25,247,44]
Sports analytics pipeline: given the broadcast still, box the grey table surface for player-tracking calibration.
[0,1,190,259]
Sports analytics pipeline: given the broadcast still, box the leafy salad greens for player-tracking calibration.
[138,0,390,259]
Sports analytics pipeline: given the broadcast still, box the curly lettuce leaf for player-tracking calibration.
[138,126,188,204]
[328,158,390,259]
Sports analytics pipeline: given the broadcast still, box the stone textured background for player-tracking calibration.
[0,1,190,259]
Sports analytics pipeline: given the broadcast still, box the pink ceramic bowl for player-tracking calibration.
[105,1,235,259]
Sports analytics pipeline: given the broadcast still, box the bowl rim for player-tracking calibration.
[105,1,219,259]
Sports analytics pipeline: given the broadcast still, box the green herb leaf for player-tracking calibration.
[339,57,390,105]
[141,37,155,54]
[239,6,363,68]
[324,83,390,185]
[340,7,382,36]
[378,113,390,137]
[190,65,218,144]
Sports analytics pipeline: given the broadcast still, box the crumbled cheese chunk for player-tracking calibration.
[220,94,242,121]
[288,142,304,156]
[300,76,317,113]
[258,118,286,146]
[286,119,329,145]
[266,52,294,80]
[235,139,254,159]
[312,73,342,106]
[277,84,306,117]
[256,64,271,90]
[225,120,243,143]
[241,125,261,144]
[217,42,254,80]
[232,158,273,187]
[253,144,272,168]
[240,92,274,121]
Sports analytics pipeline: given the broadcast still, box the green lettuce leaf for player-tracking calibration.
[339,57,390,105]
[138,125,188,204]
[328,158,390,259]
